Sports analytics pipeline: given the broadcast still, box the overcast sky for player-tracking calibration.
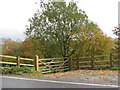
[0,0,119,41]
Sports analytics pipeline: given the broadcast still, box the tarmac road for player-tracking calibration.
[1,76,119,88]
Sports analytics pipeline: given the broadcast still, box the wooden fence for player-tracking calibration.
[0,53,119,74]
[0,55,34,67]
[0,55,69,74]
[70,53,119,70]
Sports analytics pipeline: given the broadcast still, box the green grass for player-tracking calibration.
[2,65,35,74]
[111,67,120,70]
[94,66,120,70]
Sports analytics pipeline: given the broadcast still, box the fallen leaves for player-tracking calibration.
[23,73,43,77]
[98,76,108,80]
[15,70,119,78]
[44,70,119,77]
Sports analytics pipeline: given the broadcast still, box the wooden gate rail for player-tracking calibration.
[38,57,69,74]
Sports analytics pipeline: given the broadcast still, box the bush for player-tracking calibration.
[2,66,35,74]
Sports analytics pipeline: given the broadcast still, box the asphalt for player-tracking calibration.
[1,76,119,88]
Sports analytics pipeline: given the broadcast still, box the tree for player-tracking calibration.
[111,38,118,53]
[25,0,113,70]
[25,1,88,58]
[80,22,112,56]
[2,38,22,56]
[112,24,120,36]
[22,37,44,58]
[112,25,120,54]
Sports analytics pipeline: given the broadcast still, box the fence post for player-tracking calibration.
[76,58,79,70]
[110,53,113,68]
[34,55,39,71]
[68,57,72,71]
[91,56,94,69]
[17,56,20,67]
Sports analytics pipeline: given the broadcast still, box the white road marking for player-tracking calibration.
[2,76,118,87]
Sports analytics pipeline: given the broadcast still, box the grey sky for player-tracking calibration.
[0,0,119,41]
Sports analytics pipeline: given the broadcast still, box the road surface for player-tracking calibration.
[1,76,119,88]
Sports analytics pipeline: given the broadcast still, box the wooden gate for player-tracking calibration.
[38,57,69,74]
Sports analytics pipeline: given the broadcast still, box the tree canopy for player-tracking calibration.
[25,0,112,58]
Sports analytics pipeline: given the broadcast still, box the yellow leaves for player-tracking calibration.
[44,70,118,77]
[77,24,113,56]
[2,39,20,55]
[68,32,73,36]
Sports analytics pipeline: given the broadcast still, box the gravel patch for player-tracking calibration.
[43,70,119,85]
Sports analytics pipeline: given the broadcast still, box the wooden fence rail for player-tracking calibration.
[70,53,119,70]
[0,55,35,69]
